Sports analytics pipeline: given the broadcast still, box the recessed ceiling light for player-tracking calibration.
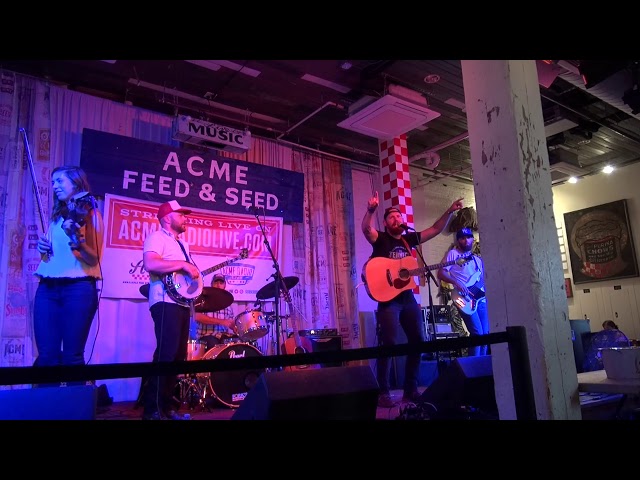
[568,176,578,184]
[602,165,614,174]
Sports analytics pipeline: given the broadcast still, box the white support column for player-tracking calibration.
[461,60,581,419]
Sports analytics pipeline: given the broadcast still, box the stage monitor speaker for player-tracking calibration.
[231,365,379,420]
[419,355,496,416]
[0,385,97,420]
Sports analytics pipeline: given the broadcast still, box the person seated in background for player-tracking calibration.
[602,320,620,331]
[583,320,631,372]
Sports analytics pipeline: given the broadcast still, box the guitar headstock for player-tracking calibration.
[239,248,249,259]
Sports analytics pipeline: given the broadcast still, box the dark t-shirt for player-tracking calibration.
[371,229,420,259]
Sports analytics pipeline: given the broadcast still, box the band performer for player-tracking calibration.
[141,199,198,420]
[33,166,103,381]
[362,191,463,407]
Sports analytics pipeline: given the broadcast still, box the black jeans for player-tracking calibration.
[143,302,190,415]
[376,290,424,394]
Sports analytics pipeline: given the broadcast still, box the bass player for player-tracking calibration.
[362,192,463,408]
[141,199,199,420]
[437,227,489,357]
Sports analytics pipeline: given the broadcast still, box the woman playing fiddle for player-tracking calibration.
[33,166,104,379]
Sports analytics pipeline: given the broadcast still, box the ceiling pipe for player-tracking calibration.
[408,131,470,164]
[277,101,344,140]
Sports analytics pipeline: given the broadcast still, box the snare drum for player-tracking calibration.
[201,343,264,408]
[234,309,268,342]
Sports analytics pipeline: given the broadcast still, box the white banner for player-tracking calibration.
[100,194,283,302]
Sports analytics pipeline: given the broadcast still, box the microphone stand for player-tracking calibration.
[251,208,283,368]
[408,228,443,373]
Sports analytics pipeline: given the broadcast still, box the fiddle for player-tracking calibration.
[65,192,97,248]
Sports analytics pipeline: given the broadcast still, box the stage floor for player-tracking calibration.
[96,388,421,421]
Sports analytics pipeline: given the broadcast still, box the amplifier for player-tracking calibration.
[298,329,338,337]
[286,333,343,367]
[423,305,451,323]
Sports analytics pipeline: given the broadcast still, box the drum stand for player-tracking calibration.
[175,373,212,412]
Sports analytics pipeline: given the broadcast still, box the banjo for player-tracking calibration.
[162,248,248,306]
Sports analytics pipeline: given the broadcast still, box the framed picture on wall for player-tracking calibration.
[563,199,639,284]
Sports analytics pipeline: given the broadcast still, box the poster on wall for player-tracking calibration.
[100,194,283,301]
[563,199,639,284]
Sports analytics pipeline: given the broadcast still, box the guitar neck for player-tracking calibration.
[281,285,301,340]
[200,257,237,277]
[408,258,460,277]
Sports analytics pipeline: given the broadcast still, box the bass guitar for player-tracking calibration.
[362,254,472,303]
[449,270,486,315]
[280,277,318,370]
[161,248,248,306]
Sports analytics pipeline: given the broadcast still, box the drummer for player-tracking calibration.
[195,274,238,350]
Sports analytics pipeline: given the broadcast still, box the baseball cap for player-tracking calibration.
[456,227,474,239]
[212,273,226,282]
[157,200,192,220]
[383,206,402,220]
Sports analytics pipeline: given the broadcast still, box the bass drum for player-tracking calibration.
[201,343,264,408]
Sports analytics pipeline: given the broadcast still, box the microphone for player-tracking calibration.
[400,224,416,231]
[245,205,257,214]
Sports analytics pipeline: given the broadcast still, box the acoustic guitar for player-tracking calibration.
[361,254,471,303]
[280,279,317,370]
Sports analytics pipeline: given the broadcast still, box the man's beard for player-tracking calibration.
[459,242,473,252]
[387,225,404,236]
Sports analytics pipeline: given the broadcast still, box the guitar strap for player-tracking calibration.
[400,236,413,254]
[176,237,199,339]
[176,239,191,262]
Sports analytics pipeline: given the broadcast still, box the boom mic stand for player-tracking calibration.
[409,229,443,373]
[250,206,283,368]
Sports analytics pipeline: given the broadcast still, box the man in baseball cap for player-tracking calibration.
[456,227,474,240]
[212,273,225,283]
[141,198,198,420]
[383,206,402,220]
[157,200,192,220]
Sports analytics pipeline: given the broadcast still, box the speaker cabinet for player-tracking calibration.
[0,385,97,420]
[231,365,379,420]
[419,355,496,417]
[288,332,343,367]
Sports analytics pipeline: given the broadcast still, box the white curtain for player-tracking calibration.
[1,72,375,402]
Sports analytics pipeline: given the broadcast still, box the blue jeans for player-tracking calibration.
[376,290,424,394]
[459,299,489,356]
[33,277,98,367]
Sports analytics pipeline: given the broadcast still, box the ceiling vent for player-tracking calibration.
[337,84,441,138]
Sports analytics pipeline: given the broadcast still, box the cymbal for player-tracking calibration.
[139,284,150,298]
[256,276,299,300]
[195,287,234,313]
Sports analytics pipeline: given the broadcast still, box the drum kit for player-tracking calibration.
[153,275,301,411]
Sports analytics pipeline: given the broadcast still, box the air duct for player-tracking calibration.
[556,67,640,120]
